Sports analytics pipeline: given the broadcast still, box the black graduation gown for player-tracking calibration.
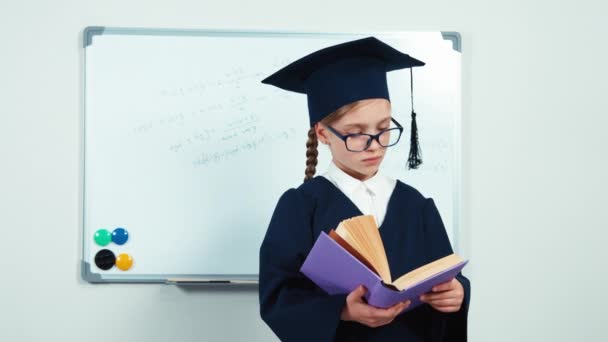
[259,176,471,342]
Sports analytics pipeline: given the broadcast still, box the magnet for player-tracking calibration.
[94,249,115,270]
[112,227,129,245]
[94,229,112,246]
[115,253,133,271]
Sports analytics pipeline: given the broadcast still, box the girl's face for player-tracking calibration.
[315,98,392,181]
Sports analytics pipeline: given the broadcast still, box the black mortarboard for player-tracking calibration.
[261,36,426,169]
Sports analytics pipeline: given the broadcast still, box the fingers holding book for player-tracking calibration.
[340,285,411,328]
[419,278,464,313]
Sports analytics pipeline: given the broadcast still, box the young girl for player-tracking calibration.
[258,36,470,342]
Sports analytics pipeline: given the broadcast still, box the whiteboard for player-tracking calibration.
[81,27,462,283]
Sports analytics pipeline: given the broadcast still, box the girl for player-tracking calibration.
[259,36,470,342]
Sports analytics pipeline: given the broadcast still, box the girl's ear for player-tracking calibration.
[314,122,329,145]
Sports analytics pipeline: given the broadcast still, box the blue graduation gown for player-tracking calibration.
[259,176,470,342]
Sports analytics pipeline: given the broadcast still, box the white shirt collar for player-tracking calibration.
[324,160,394,198]
[321,160,397,227]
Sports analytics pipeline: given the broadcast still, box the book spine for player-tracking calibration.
[365,280,388,307]
[365,281,418,311]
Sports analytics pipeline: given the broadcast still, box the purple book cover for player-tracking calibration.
[300,231,468,314]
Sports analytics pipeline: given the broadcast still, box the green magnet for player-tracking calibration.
[94,228,112,246]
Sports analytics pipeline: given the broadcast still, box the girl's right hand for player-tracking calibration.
[340,285,411,328]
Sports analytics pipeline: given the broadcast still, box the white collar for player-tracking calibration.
[324,160,394,197]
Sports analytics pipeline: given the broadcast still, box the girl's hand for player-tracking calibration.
[419,278,464,313]
[340,285,410,328]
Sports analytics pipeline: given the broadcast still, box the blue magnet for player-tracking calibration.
[112,227,129,245]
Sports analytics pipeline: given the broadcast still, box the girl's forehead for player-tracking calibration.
[339,102,391,125]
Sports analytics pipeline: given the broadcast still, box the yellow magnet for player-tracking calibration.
[115,253,133,271]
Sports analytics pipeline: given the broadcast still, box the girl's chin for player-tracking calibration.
[355,164,381,175]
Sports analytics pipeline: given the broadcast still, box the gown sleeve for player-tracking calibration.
[422,198,471,342]
[259,188,348,342]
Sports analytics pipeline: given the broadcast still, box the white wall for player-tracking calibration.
[1,0,607,341]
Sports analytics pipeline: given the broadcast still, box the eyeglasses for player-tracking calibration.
[324,117,404,152]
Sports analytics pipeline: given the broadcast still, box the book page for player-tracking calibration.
[393,254,463,290]
[338,215,392,284]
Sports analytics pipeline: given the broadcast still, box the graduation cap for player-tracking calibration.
[261,36,426,169]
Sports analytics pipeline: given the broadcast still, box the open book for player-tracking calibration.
[299,215,468,312]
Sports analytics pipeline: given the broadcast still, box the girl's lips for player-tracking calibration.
[362,156,382,162]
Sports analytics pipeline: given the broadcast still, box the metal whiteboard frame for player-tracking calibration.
[80,27,462,284]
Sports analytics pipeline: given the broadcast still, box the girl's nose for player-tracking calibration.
[366,136,383,151]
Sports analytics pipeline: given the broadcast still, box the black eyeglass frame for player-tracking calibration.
[323,117,404,152]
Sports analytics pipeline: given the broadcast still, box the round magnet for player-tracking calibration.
[112,227,129,245]
[94,249,116,270]
[94,229,112,246]
[115,253,133,271]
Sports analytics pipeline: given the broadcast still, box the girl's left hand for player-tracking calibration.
[419,278,464,313]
